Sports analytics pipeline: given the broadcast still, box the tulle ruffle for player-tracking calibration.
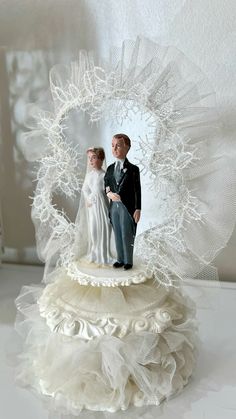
[14,273,197,414]
[19,37,236,287]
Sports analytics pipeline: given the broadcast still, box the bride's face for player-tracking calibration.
[88,152,103,170]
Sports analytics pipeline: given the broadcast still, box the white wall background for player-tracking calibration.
[0,0,235,280]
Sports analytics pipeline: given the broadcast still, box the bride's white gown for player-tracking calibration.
[80,169,113,264]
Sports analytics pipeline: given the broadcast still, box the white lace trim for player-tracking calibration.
[66,262,150,286]
[19,37,236,287]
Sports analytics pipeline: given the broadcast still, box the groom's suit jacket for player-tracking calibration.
[104,158,141,218]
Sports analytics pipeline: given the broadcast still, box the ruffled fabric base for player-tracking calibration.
[14,271,197,415]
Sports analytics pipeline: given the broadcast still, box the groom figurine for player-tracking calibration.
[104,133,141,270]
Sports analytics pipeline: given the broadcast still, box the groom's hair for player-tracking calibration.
[113,133,131,149]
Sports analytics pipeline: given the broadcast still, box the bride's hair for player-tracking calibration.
[86,147,105,161]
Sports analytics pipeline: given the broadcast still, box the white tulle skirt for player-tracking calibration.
[14,268,197,415]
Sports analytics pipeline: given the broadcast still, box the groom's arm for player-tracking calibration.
[133,167,141,223]
[134,167,141,210]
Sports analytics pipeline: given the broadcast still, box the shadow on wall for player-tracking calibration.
[0,49,54,264]
[0,0,100,264]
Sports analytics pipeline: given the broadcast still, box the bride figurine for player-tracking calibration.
[74,147,113,265]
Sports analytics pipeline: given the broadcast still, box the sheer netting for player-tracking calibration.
[20,37,236,287]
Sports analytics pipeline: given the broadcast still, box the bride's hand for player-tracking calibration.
[107,192,121,202]
[87,195,97,206]
[133,209,141,223]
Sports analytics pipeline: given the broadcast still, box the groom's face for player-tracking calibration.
[112,137,129,159]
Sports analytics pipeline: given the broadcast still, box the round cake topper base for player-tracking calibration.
[65,259,151,287]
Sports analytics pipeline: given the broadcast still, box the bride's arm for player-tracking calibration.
[107,192,121,201]
[104,168,121,201]
[82,175,93,206]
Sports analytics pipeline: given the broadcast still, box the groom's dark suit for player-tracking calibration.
[104,158,141,266]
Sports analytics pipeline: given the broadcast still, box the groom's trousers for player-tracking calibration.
[110,201,136,265]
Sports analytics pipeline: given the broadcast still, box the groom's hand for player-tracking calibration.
[133,210,141,223]
[107,192,121,202]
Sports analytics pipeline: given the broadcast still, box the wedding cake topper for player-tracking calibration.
[76,134,141,272]
[13,37,236,416]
